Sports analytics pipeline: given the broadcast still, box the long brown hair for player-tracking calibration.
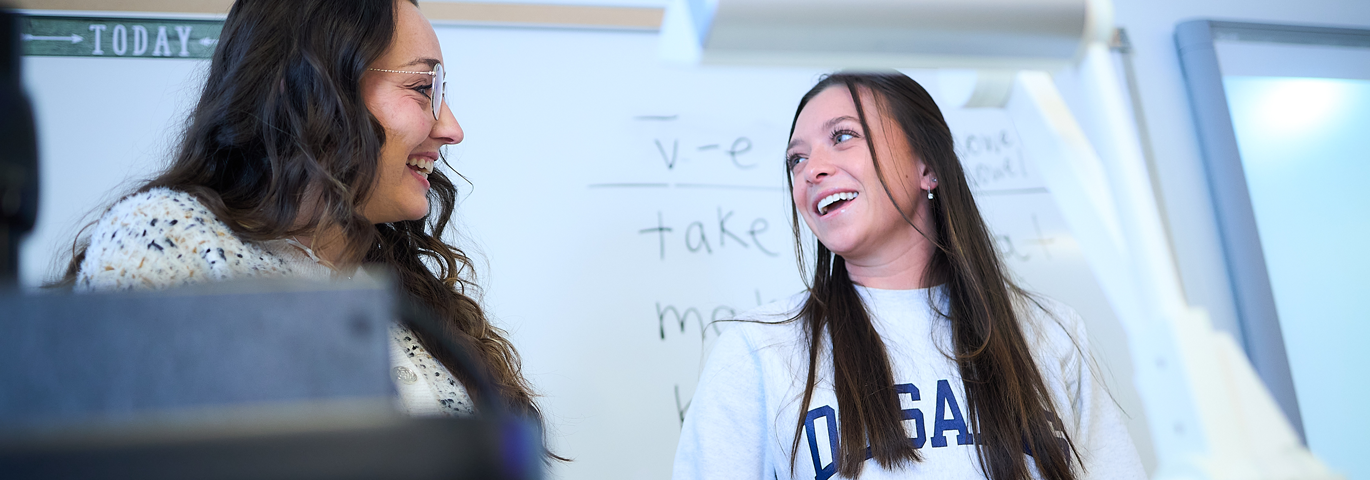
[51,0,555,457]
[784,72,1079,479]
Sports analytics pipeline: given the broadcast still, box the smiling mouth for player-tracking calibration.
[817,192,857,216]
[406,157,435,177]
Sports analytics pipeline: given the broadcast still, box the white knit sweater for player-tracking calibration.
[76,187,474,417]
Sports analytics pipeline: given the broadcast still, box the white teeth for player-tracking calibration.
[406,157,435,176]
[817,192,857,215]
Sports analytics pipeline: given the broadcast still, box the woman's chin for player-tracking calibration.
[362,202,430,225]
[822,237,892,265]
[818,238,862,258]
[400,208,430,223]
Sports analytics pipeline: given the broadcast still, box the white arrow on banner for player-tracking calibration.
[198,37,218,46]
[21,33,83,44]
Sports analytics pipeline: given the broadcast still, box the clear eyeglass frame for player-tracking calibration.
[367,62,446,120]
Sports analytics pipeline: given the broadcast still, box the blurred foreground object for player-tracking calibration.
[0,7,40,286]
[0,278,542,480]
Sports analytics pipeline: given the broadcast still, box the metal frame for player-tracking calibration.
[1174,19,1370,443]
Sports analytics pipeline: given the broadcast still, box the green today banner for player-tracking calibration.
[21,15,224,59]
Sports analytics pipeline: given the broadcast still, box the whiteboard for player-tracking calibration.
[19,22,1153,479]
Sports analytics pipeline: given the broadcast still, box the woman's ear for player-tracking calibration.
[918,161,938,193]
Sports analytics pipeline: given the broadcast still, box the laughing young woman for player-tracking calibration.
[53,0,552,450]
[673,72,1145,479]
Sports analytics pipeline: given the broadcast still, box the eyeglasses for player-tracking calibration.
[367,62,446,120]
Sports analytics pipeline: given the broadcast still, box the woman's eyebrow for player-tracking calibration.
[397,57,441,69]
[823,115,858,131]
[789,115,860,149]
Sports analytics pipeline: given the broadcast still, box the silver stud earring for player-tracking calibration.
[928,177,938,199]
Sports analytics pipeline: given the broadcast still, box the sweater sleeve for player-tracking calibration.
[77,189,255,291]
[673,324,775,480]
[1055,307,1148,480]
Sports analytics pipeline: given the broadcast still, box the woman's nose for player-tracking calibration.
[433,101,463,145]
[801,149,834,184]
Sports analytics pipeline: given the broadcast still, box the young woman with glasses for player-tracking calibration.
[53,0,553,453]
[673,72,1145,479]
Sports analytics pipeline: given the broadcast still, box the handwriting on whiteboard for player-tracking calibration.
[638,210,781,259]
[597,114,798,427]
[631,114,769,174]
[592,114,789,262]
[958,130,1034,191]
[944,108,1041,193]
[656,289,773,426]
[654,137,757,170]
[992,214,1056,262]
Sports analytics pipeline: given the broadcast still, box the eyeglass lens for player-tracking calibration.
[432,63,445,120]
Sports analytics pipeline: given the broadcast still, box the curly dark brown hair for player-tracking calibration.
[52,0,558,460]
